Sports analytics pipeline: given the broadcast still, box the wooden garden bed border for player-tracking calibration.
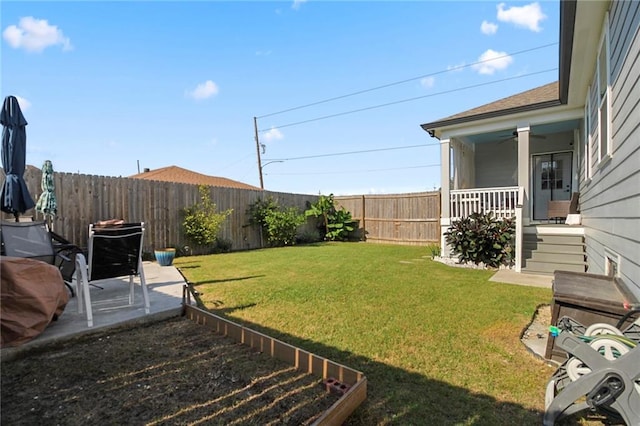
[181,286,367,425]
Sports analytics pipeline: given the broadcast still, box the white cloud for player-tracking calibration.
[256,50,272,56]
[262,127,283,143]
[3,16,72,53]
[472,49,513,75]
[420,77,435,89]
[186,80,219,100]
[15,96,31,111]
[292,0,307,10]
[481,20,498,35]
[497,2,547,32]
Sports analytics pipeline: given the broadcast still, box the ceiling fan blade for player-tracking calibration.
[498,137,515,145]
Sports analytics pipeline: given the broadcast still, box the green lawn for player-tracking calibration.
[175,243,557,425]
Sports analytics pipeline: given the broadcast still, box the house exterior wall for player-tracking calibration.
[530,133,574,155]
[474,132,574,190]
[579,1,640,298]
[475,142,518,188]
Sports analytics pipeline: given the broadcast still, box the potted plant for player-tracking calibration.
[154,247,176,266]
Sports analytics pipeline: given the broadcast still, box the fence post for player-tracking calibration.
[361,195,366,235]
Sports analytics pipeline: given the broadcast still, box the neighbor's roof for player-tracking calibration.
[129,166,261,190]
[421,81,561,133]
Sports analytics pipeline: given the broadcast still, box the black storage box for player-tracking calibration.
[545,270,639,363]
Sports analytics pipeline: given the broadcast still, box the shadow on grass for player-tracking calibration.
[193,275,265,286]
[208,303,591,426]
[173,263,200,269]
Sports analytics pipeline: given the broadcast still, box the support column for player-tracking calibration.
[440,138,451,256]
[516,125,530,222]
[516,125,530,272]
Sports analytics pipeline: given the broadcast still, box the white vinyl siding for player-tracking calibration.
[596,14,611,163]
[583,92,592,181]
[474,142,517,188]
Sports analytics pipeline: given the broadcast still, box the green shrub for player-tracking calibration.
[296,228,322,244]
[247,197,279,231]
[247,197,305,247]
[264,207,305,246]
[213,237,233,253]
[305,194,357,241]
[183,186,232,252]
[444,212,515,268]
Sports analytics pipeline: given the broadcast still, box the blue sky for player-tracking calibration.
[2,0,559,195]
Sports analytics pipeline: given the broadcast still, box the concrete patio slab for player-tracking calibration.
[1,261,189,360]
[490,269,553,288]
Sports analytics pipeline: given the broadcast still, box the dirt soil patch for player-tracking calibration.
[1,317,341,425]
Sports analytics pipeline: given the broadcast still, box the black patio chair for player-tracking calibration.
[0,220,79,297]
[75,222,150,327]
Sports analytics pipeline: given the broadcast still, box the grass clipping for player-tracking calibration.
[1,317,340,425]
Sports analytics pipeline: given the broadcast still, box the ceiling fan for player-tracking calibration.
[498,130,546,144]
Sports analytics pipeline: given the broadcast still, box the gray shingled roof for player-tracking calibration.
[421,81,560,133]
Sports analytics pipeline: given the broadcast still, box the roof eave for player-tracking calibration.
[558,0,577,104]
[420,99,562,137]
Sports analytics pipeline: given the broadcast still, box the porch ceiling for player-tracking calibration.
[459,118,581,144]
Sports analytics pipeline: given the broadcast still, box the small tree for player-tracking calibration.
[443,212,515,268]
[182,185,232,254]
[247,197,279,236]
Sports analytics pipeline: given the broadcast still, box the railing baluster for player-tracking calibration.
[449,186,519,220]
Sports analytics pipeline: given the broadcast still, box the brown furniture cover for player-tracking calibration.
[1,256,69,347]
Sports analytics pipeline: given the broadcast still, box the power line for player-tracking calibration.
[256,42,557,120]
[264,142,439,162]
[267,163,441,176]
[258,68,557,133]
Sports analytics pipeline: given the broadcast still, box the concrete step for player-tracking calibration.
[523,259,587,275]
[523,250,586,263]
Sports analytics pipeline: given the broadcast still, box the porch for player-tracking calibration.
[446,187,586,275]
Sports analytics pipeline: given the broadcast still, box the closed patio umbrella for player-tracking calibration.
[1,95,35,221]
[36,160,57,230]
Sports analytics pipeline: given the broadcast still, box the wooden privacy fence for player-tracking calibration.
[2,167,441,252]
[335,192,441,245]
[1,167,317,255]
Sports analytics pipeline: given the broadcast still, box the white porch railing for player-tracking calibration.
[450,186,520,220]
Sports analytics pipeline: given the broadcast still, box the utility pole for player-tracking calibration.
[254,116,264,189]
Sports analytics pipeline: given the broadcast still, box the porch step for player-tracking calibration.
[523,250,586,264]
[522,234,585,246]
[521,233,587,275]
[523,242,585,253]
[522,259,587,275]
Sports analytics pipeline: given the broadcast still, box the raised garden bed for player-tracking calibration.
[1,287,366,425]
[182,289,368,425]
